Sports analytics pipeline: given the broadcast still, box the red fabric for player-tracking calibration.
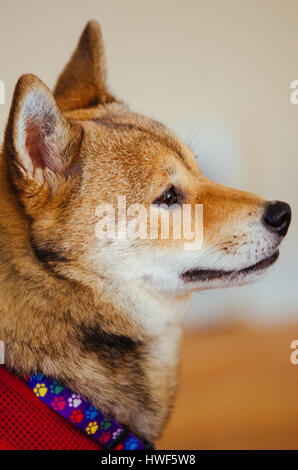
[0,366,102,450]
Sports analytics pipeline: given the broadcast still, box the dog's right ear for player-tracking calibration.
[54,20,115,112]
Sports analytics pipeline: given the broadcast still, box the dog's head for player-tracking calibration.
[4,21,291,297]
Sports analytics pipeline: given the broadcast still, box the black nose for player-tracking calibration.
[263,200,291,236]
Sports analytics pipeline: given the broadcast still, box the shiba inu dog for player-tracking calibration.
[0,20,291,443]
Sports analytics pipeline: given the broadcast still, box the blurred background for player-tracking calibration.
[0,0,297,449]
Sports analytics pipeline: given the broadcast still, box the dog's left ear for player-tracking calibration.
[4,74,82,214]
[54,20,115,112]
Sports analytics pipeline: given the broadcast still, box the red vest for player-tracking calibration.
[0,366,102,450]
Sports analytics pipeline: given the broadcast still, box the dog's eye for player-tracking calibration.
[154,186,178,207]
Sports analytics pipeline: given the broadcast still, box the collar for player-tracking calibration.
[27,373,151,450]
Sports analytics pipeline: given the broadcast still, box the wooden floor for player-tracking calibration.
[157,322,298,450]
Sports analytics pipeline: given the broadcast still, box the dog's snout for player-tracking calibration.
[263,200,291,237]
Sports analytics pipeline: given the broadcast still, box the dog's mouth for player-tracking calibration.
[181,250,279,283]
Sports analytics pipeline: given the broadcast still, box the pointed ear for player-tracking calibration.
[54,21,115,111]
[4,74,82,207]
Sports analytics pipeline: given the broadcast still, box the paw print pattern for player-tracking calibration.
[115,443,124,450]
[68,394,82,408]
[86,421,99,435]
[124,437,139,450]
[99,431,111,445]
[112,428,122,441]
[52,396,66,411]
[31,373,44,382]
[50,381,64,395]
[100,417,112,430]
[33,383,48,398]
[86,406,98,420]
[27,374,146,449]
[70,409,84,424]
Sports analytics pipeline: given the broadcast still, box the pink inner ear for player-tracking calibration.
[25,118,59,174]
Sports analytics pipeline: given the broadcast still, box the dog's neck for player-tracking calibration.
[0,157,188,441]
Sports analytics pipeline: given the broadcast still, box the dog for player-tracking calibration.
[0,20,291,444]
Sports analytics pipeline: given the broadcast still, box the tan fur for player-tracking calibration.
[0,21,289,442]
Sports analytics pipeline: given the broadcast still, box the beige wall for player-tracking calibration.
[0,0,297,324]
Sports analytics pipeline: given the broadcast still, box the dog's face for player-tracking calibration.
[4,22,291,297]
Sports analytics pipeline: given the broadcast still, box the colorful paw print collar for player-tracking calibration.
[28,374,151,450]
